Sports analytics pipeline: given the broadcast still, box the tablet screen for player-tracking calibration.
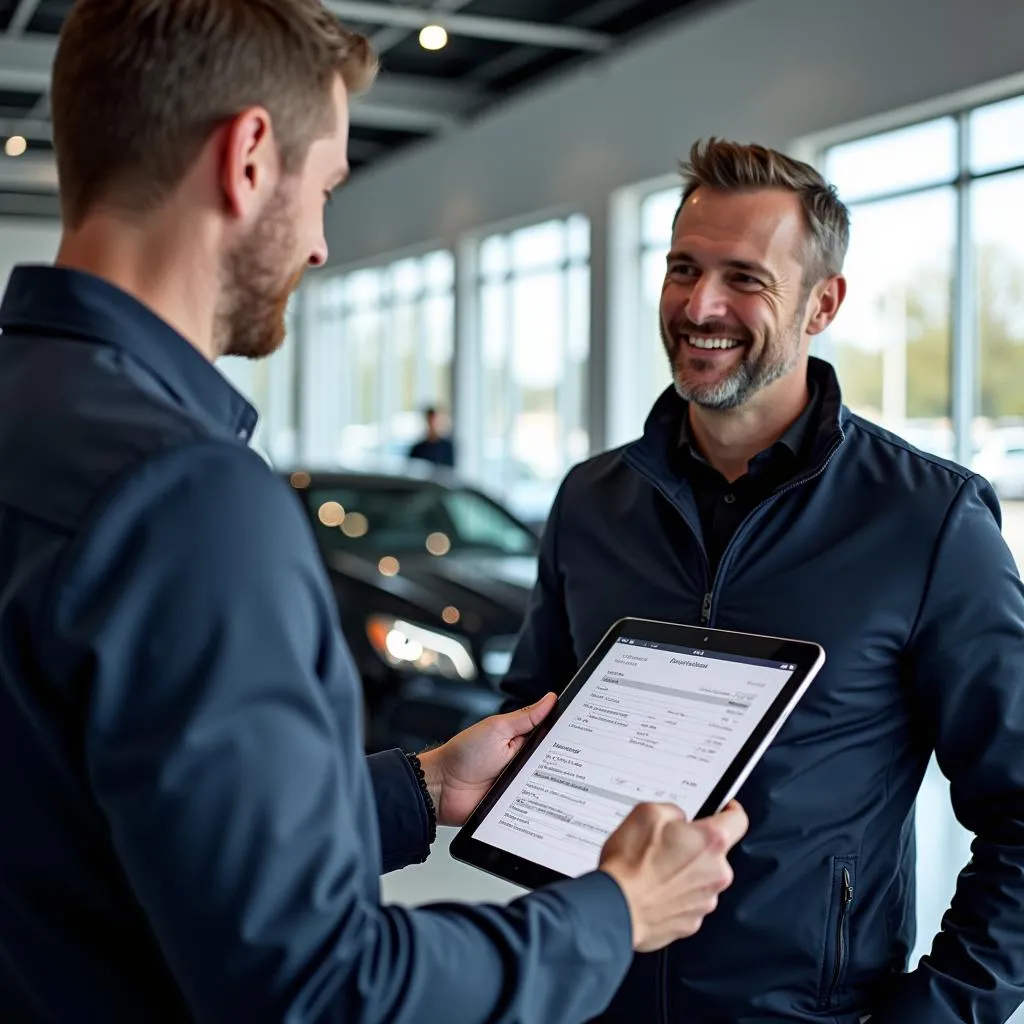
[472,633,801,878]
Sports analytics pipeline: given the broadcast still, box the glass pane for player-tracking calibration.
[346,267,384,308]
[972,171,1024,570]
[641,187,680,248]
[827,187,955,458]
[424,293,454,409]
[480,235,507,279]
[970,94,1024,175]
[567,214,590,262]
[510,219,566,271]
[423,249,455,291]
[393,300,419,413]
[825,118,957,203]
[639,246,672,412]
[566,264,591,464]
[391,257,421,299]
[479,281,509,495]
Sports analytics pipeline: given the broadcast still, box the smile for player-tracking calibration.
[685,335,744,350]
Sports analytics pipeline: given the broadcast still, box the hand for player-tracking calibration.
[417,693,558,827]
[599,800,748,952]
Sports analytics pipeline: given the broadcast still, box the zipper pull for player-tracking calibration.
[700,592,712,626]
[842,866,854,905]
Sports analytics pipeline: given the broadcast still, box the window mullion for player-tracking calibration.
[952,109,976,468]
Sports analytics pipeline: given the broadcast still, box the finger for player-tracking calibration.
[504,692,558,736]
[699,802,749,850]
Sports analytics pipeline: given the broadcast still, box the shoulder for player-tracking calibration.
[841,412,976,492]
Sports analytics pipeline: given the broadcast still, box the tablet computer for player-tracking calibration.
[451,616,824,890]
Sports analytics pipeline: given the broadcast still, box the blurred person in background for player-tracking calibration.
[408,405,456,467]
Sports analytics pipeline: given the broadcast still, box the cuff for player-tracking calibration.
[366,748,432,873]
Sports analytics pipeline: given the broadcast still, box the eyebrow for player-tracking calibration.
[667,250,776,283]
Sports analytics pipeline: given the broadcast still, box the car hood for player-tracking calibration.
[326,550,537,623]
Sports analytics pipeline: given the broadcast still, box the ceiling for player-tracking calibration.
[0,0,718,219]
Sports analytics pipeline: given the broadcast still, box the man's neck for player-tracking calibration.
[54,208,220,362]
[687,367,811,483]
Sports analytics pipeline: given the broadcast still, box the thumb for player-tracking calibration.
[504,692,558,736]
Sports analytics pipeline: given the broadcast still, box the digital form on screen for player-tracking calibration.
[474,637,797,878]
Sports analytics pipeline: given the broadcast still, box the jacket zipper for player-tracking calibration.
[827,866,854,1004]
[630,430,845,1019]
[700,436,845,627]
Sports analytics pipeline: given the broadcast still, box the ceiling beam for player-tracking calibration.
[0,35,480,133]
[7,0,44,37]
[0,116,50,141]
[370,0,477,58]
[0,152,57,191]
[0,35,52,90]
[323,1,612,51]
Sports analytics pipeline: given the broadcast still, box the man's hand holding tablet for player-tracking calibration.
[599,799,748,951]
[422,670,748,953]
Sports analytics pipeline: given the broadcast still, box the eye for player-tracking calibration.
[667,262,699,279]
[732,273,764,289]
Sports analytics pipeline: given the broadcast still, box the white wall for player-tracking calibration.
[0,218,61,292]
[326,0,1024,266]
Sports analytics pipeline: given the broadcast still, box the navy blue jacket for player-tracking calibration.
[502,358,1024,1024]
[0,266,633,1023]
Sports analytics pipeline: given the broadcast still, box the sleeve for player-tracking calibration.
[366,749,432,872]
[870,475,1024,1024]
[49,442,633,1024]
[499,477,581,711]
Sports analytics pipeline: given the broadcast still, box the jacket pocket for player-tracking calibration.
[818,855,857,1009]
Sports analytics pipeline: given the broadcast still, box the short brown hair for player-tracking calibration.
[51,0,377,228]
[677,138,850,284]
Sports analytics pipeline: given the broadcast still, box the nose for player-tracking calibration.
[309,236,328,268]
[685,274,728,325]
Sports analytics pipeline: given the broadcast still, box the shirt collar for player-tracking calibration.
[679,378,821,467]
[0,265,258,441]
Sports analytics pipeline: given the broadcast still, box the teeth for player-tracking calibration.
[687,336,742,350]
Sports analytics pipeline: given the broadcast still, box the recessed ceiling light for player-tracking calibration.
[419,24,448,51]
[4,136,27,158]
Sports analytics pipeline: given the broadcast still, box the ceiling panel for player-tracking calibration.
[0,0,733,216]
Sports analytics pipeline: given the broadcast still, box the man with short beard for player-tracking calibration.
[0,3,749,1022]
[502,139,1024,1023]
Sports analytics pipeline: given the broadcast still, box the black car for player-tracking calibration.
[283,468,539,752]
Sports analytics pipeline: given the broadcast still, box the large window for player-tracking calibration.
[605,184,682,448]
[217,295,299,467]
[471,215,590,524]
[821,93,1024,506]
[300,250,455,468]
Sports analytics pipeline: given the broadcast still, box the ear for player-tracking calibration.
[805,275,847,336]
[219,107,277,221]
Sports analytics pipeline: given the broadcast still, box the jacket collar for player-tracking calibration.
[626,356,847,488]
[0,264,257,441]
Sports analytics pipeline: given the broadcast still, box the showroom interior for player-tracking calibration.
[2,0,1024,1011]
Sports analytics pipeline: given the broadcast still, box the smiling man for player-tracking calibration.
[502,139,1024,1022]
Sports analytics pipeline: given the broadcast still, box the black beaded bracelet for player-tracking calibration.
[404,752,438,845]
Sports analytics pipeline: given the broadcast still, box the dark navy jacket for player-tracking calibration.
[0,266,633,1023]
[503,359,1024,1024]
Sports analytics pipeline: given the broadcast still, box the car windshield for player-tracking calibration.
[307,482,539,558]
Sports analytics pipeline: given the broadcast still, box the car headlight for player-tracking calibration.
[366,615,478,681]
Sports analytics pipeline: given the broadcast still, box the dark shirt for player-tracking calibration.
[678,381,821,578]
[0,265,632,1023]
[409,435,455,467]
